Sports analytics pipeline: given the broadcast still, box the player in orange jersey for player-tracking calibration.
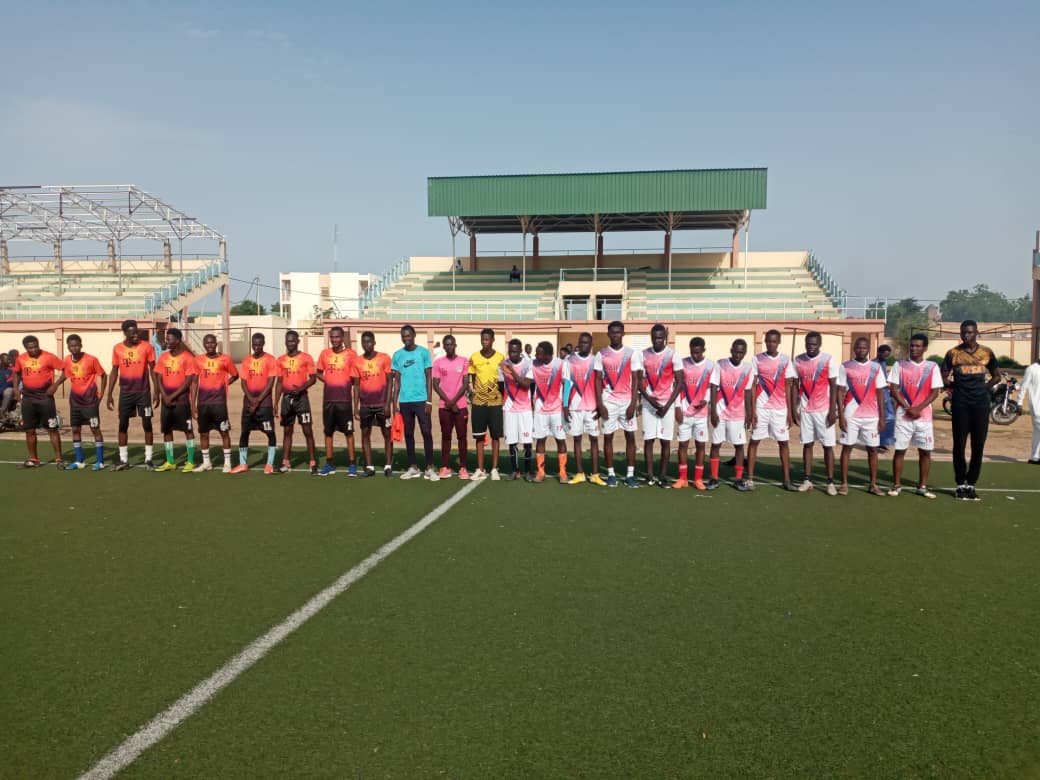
[315,325,359,476]
[55,334,107,470]
[106,319,158,470]
[153,328,198,472]
[12,335,65,468]
[274,330,318,474]
[354,330,395,477]
[193,334,238,472]
[230,332,280,474]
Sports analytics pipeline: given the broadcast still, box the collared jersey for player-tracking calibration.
[278,352,316,394]
[793,352,837,413]
[680,357,715,419]
[316,347,358,403]
[433,355,469,409]
[241,352,279,408]
[888,359,943,422]
[565,352,598,412]
[526,357,565,414]
[355,352,392,407]
[155,349,198,406]
[112,340,156,394]
[195,353,238,406]
[62,353,106,408]
[838,359,887,419]
[753,352,793,411]
[468,350,505,406]
[15,351,63,398]
[642,347,683,406]
[498,356,533,413]
[710,358,757,421]
[594,346,644,404]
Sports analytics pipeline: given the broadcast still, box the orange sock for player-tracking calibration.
[558,453,567,475]
[710,458,720,479]
[694,465,704,481]
[536,453,545,474]
[679,464,688,480]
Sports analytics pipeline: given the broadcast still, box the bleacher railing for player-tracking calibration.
[805,252,847,313]
[358,256,410,314]
[644,299,845,321]
[558,267,628,283]
[142,260,228,314]
[372,300,540,321]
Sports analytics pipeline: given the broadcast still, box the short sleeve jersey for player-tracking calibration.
[433,355,469,409]
[838,359,887,419]
[888,359,943,422]
[112,340,156,395]
[468,350,505,406]
[498,356,533,413]
[793,352,837,413]
[753,352,793,412]
[942,344,998,407]
[680,357,715,418]
[355,352,392,407]
[155,350,198,406]
[195,353,238,406]
[241,352,279,409]
[62,353,106,408]
[392,346,432,404]
[710,359,757,421]
[565,352,598,412]
[15,351,63,399]
[316,347,358,403]
[641,347,683,406]
[526,358,565,414]
[594,346,644,404]
[277,352,316,394]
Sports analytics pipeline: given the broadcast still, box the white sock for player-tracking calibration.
[627,466,635,477]
[223,449,232,464]
[144,445,153,462]
[119,445,129,463]
[607,467,616,476]
[202,450,211,466]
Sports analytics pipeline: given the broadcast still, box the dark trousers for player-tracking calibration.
[400,401,433,468]
[951,401,989,485]
[439,407,469,468]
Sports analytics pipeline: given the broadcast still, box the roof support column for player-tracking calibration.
[222,282,231,355]
[664,212,675,290]
[731,227,740,269]
[742,212,751,289]
[469,233,477,272]
[1032,231,1040,362]
[163,239,173,272]
[532,234,539,271]
[107,240,117,272]
[519,216,531,293]
[1,239,8,274]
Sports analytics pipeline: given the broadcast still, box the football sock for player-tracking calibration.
[94,441,104,464]
[202,450,211,466]
[223,448,232,465]
[735,465,745,480]
[164,441,175,464]
[266,446,277,466]
[536,453,545,474]
[186,440,195,463]
[144,445,153,463]
[678,464,688,480]
[523,444,532,473]
[73,440,84,463]
[239,447,249,465]
[607,467,616,476]
[710,457,720,480]
[626,466,634,478]
[694,465,704,482]
[509,444,519,472]
[558,453,567,475]
[119,445,129,463]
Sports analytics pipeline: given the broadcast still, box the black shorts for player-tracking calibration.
[471,404,503,439]
[161,403,194,434]
[197,404,230,434]
[359,405,389,430]
[118,392,153,427]
[323,402,354,436]
[69,405,101,428]
[242,405,276,433]
[280,394,313,427]
[22,396,60,430]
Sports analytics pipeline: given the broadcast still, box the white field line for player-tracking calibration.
[76,479,482,780]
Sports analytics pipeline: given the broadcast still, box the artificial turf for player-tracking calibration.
[1,438,1038,778]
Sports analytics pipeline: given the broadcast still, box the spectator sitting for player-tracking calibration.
[509,265,521,283]
[454,258,464,273]
[0,354,14,413]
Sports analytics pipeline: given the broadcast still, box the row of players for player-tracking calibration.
[9,319,942,496]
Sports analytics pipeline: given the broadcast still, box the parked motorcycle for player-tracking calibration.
[940,372,1021,425]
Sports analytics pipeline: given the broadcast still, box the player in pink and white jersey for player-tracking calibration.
[708,339,757,491]
[747,329,796,491]
[887,333,943,499]
[674,337,714,490]
[563,332,604,486]
[837,336,888,496]
[792,331,839,494]
[639,324,683,487]
[525,341,568,483]
[594,321,643,488]
[498,338,534,479]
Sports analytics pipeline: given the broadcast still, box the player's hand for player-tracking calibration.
[13,389,21,404]
[791,411,801,427]
[786,412,794,429]
[877,418,885,434]
[838,415,847,433]
[674,406,683,423]
[907,406,920,420]
[192,408,199,421]
[563,409,570,425]
[750,413,758,430]
[596,404,608,421]
[152,395,161,408]
[106,396,114,412]
[656,406,667,418]
[694,400,706,411]
[626,402,637,420]
[710,412,719,428]
[826,409,836,427]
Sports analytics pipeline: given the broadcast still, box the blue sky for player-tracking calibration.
[2,0,1037,305]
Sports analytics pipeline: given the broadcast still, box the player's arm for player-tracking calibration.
[390,369,401,413]
[875,386,886,433]
[628,369,642,418]
[315,367,327,384]
[986,352,1001,389]
[11,366,22,403]
[456,373,469,408]
[826,377,838,426]
[940,352,954,389]
[50,368,68,394]
[425,366,434,407]
[106,363,120,410]
[272,374,283,413]
[432,373,448,405]
[189,375,199,419]
[299,367,317,395]
[352,376,361,419]
[743,384,755,427]
[709,382,719,428]
[96,369,108,402]
[149,360,160,407]
[665,368,683,413]
[594,370,607,420]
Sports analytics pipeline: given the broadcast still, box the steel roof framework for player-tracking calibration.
[0,185,225,244]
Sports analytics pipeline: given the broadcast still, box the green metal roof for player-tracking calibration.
[427,168,766,233]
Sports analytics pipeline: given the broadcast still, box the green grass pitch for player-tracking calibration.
[1,439,1039,778]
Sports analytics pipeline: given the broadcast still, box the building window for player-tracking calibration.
[563,296,589,320]
[596,296,622,321]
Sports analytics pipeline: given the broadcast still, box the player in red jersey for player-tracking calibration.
[315,326,359,476]
[56,334,107,470]
[231,332,279,474]
[274,330,318,474]
[153,328,198,472]
[106,319,158,470]
[12,335,64,468]
[193,333,238,472]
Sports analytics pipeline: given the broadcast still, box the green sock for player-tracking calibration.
[186,439,195,463]
[165,441,175,464]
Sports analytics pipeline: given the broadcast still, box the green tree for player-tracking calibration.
[229,299,266,316]
[940,284,1030,323]
[868,297,929,347]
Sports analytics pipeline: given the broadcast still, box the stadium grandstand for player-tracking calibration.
[346,169,881,358]
[0,184,229,353]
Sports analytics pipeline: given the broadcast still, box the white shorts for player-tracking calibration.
[677,415,709,443]
[894,417,934,451]
[711,418,747,446]
[504,410,533,445]
[533,411,566,441]
[601,397,637,435]
[841,416,881,448]
[567,409,600,437]
[751,406,790,442]
[799,409,836,446]
[642,401,676,441]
